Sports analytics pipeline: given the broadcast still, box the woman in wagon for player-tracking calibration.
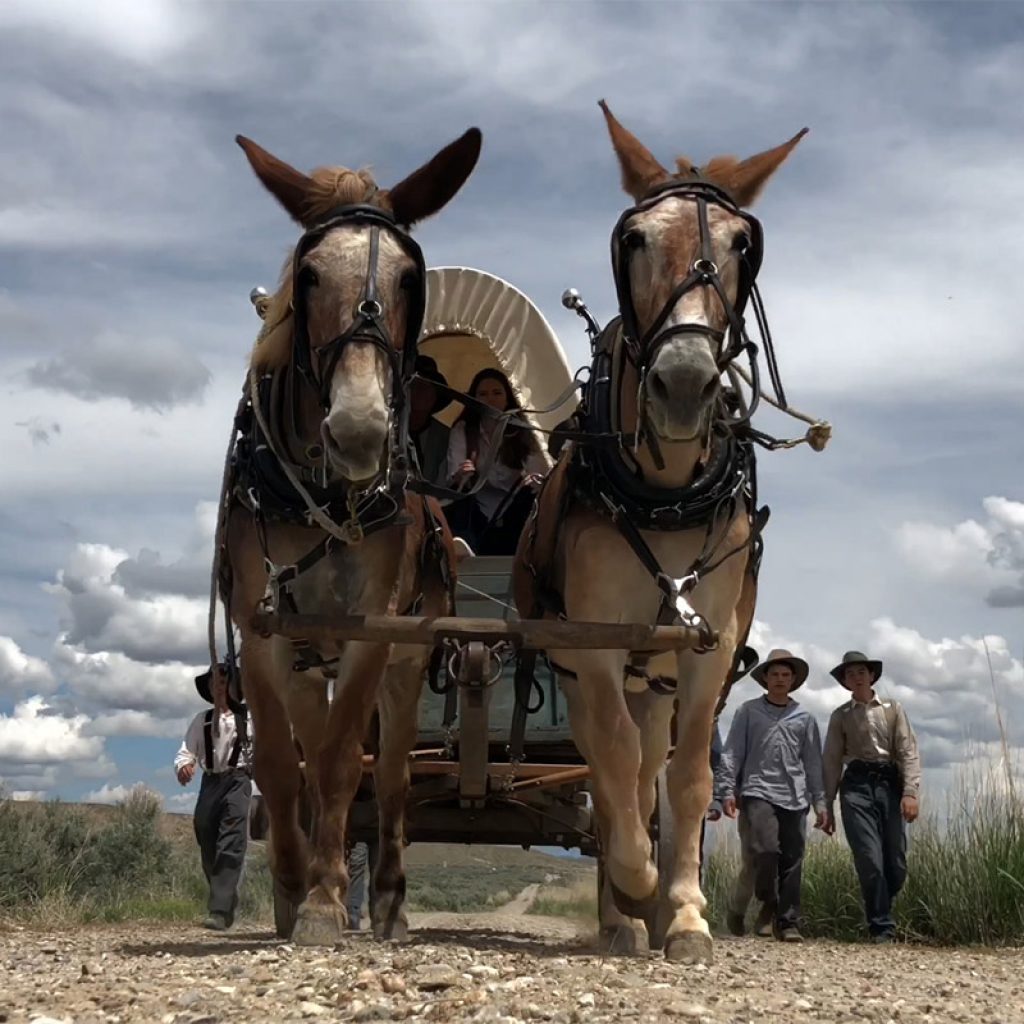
[445,366,547,556]
[822,651,921,944]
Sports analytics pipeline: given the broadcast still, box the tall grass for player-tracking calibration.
[0,786,273,926]
[705,750,1024,944]
[5,750,1024,944]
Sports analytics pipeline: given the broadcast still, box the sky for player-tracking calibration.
[1,0,1022,818]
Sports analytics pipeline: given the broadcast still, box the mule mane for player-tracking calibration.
[250,166,389,371]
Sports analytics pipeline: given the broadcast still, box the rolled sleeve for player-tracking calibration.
[895,705,922,798]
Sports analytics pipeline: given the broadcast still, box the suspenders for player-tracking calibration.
[201,709,244,773]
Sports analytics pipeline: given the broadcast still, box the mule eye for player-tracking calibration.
[298,265,319,289]
[623,230,646,251]
[399,270,419,291]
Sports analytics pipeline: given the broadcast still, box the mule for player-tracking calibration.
[516,101,805,962]
[220,127,481,945]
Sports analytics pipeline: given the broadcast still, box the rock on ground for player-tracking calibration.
[1,912,1023,1024]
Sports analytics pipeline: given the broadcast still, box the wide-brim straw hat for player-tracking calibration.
[749,648,809,691]
[830,650,883,688]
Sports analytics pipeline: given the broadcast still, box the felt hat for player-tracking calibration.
[830,650,883,688]
[195,662,246,714]
[750,648,809,691]
[412,354,454,416]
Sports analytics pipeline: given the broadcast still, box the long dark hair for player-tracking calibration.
[455,368,540,471]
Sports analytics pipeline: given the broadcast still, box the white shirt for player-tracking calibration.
[446,420,548,519]
[174,708,251,774]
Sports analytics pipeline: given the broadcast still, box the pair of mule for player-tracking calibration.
[221,102,806,963]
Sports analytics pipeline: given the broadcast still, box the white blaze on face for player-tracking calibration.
[322,343,391,482]
[310,228,408,483]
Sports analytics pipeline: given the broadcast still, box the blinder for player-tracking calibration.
[290,203,427,413]
[610,180,764,376]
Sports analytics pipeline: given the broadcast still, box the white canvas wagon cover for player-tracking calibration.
[419,266,578,434]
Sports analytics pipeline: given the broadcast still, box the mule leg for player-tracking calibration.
[558,660,658,909]
[241,634,309,930]
[370,645,425,941]
[280,667,331,823]
[661,640,736,964]
[292,640,391,947]
[626,682,675,824]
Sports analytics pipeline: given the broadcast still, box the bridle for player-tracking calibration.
[610,179,784,433]
[290,203,427,451]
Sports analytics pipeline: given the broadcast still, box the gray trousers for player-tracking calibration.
[346,842,378,929]
[728,810,756,916]
[194,769,252,920]
[840,763,907,937]
[736,796,807,929]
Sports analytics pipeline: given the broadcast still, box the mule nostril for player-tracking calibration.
[648,371,670,403]
[700,374,721,404]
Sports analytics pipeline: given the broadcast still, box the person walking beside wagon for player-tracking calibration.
[822,651,921,944]
[720,649,828,942]
[174,663,253,931]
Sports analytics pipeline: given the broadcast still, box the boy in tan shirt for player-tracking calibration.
[822,651,921,943]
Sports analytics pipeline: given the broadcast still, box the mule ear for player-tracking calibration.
[599,99,669,202]
[236,135,315,225]
[703,128,808,207]
[387,128,483,228]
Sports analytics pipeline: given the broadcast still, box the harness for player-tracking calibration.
[214,202,454,674]
[523,178,786,681]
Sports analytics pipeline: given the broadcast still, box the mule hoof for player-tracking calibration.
[292,905,347,947]
[598,924,639,956]
[665,931,714,965]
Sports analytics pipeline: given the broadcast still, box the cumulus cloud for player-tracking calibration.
[896,496,1024,607]
[27,332,211,412]
[54,646,200,720]
[83,708,188,739]
[0,696,105,764]
[47,541,210,666]
[166,791,196,812]
[0,635,56,694]
[111,501,219,600]
[10,789,46,801]
[733,616,1024,774]
[83,781,161,806]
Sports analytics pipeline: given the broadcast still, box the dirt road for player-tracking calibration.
[2,908,1022,1024]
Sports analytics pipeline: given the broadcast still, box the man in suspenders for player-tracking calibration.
[822,651,921,943]
[174,663,253,930]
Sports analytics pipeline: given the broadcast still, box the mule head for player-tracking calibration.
[600,100,805,442]
[238,128,482,484]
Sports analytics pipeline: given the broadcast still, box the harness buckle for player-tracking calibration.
[340,490,365,545]
[676,570,701,595]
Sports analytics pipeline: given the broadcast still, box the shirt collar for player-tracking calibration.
[851,693,883,709]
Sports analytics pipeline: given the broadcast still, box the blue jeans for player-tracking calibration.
[840,762,907,937]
